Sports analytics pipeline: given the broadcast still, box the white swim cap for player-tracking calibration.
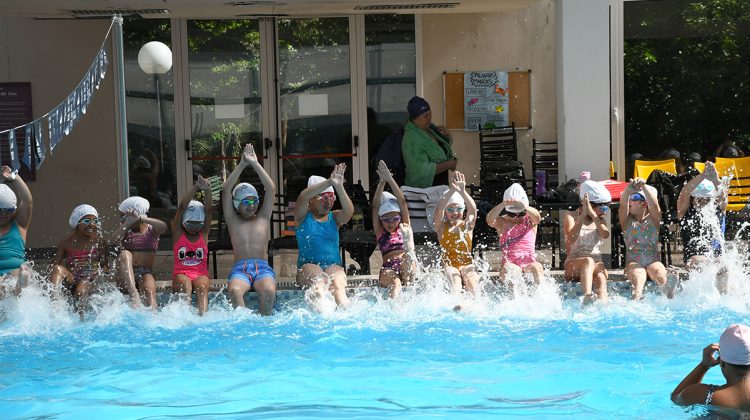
[182,200,205,224]
[118,196,150,216]
[579,180,611,204]
[69,204,98,229]
[691,179,717,198]
[503,183,529,213]
[720,324,750,366]
[308,175,334,193]
[378,191,401,216]
[441,189,465,207]
[232,183,258,209]
[0,184,17,209]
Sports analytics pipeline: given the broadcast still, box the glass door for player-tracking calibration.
[276,17,355,198]
[185,19,267,200]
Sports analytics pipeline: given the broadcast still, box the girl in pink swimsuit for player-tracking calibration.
[50,204,110,310]
[486,183,544,285]
[171,176,213,315]
[372,160,415,299]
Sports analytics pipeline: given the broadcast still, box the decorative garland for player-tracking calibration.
[0,17,117,172]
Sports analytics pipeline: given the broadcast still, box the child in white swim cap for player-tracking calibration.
[171,176,213,315]
[117,195,168,309]
[0,166,32,296]
[372,160,416,300]
[49,204,109,311]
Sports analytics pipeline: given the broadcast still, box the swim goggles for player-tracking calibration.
[380,215,401,224]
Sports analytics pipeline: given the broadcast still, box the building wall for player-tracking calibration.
[0,18,119,247]
[420,0,557,186]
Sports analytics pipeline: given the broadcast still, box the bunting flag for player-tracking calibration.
[33,120,45,169]
[22,124,32,170]
[7,130,19,172]
[0,16,115,172]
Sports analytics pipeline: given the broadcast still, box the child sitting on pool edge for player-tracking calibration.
[433,170,479,298]
[0,166,32,297]
[50,204,109,311]
[618,178,672,300]
[486,183,544,286]
[563,180,611,305]
[372,160,415,299]
[117,196,167,309]
[295,163,353,310]
[223,143,277,316]
[172,176,212,315]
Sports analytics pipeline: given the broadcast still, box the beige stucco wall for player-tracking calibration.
[0,18,119,247]
[420,0,556,187]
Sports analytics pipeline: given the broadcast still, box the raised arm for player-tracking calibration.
[2,166,32,231]
[671,343,719,406]
[486,202,507,230]
[526,204,542,226]
[198,176,213,236]
[452,171,477,230]
[242,144,275,220]
[677,170,707,220]
[641,181,662,227]
[618,181,633,229]
[173,179,201,237]
[371,178,386,237]
[222,146,251,226]
[141,215,168,236]
[432,181,454,234]
[331,164,354,227]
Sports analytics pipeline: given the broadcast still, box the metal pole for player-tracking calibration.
[154,73,164,170]
[113,14,130,198]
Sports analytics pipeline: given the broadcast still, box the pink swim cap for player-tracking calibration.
[720,324,750,365]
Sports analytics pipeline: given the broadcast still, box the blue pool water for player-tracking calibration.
[1,254,749,419]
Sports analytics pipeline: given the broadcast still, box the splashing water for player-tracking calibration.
[0,248,749,418]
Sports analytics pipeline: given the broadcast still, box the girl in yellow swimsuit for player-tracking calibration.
[433,171,479,297]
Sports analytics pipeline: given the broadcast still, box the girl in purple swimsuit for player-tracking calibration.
[117,196,168,309]
[372,161,415,299]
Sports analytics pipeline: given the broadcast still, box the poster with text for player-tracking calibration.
[463,71,509,131]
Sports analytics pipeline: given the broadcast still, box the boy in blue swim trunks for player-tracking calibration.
[295,164,354,309]
[222,143,277,315]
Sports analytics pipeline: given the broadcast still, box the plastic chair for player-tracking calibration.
[633,159,677,180]
[715,157,750,212]
[693,161,705,173]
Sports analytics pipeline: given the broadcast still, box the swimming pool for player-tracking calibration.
[1,254,749,419]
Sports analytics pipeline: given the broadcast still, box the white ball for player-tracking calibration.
[137,41,173,74]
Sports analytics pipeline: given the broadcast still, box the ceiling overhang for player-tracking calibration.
[0,0,541,19]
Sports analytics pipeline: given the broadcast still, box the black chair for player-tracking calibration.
[478,123,518,183]
[532,139,559,196]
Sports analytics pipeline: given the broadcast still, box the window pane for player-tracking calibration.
[187,19,263,190]
[624,0,750,168]
[364,14,416,185]
[124,18,177,212]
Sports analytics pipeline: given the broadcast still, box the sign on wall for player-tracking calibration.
[463,71,509,131]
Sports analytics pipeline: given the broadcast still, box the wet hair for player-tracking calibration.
[723,361,750,375]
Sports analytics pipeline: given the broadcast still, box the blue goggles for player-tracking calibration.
[591,203,610,214]
[629,193,645,202]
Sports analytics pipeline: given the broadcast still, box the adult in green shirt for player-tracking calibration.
[401,96,457,188]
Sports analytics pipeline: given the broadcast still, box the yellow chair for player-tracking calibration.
[693,161,705,173]
[715,157,750,212]
[633,159,677,180]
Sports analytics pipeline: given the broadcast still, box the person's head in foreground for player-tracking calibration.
[672,324,750,411]
[378,191,401,233]
[579,180,612,217]
[441,190,465,225]
[69,204,100,238]
[501,183,529,224]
